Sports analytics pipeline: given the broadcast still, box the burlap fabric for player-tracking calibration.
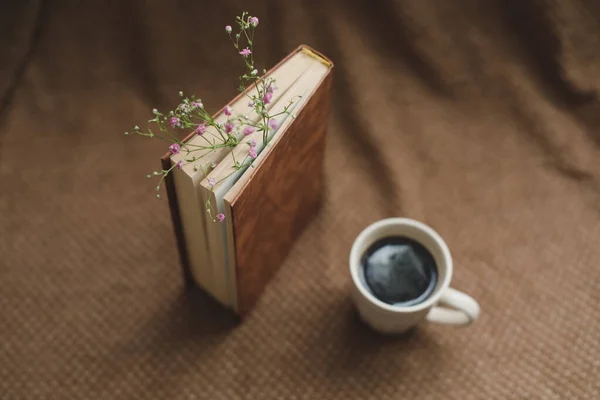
[2,1,599,398]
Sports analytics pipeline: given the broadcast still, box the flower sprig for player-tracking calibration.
[124,12,299,222]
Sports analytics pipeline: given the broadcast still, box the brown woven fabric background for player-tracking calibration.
[2,0,600,398]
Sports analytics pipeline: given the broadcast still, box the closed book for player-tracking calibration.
[161,45,333,316]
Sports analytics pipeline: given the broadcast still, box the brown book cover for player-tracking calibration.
[162,45,333,316]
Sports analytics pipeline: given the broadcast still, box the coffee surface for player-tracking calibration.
[360,236,438,306]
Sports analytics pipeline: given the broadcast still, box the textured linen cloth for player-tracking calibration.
[1,0,599,398]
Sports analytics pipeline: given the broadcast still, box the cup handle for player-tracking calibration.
[425,288,480,327]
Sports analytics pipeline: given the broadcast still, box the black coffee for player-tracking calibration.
[360,236,438,306]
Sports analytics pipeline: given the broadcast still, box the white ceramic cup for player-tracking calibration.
[349,218,480,334]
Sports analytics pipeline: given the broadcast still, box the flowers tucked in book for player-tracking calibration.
[124,12,299,223]
[122,11,333,316]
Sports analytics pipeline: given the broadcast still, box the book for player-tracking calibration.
[161,45,333,316]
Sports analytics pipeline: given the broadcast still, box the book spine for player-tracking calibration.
[161,155,194,286]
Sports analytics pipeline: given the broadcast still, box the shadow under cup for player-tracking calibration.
[350,219,453,314]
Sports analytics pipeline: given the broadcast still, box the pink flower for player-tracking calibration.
[248,101,255,108]
[225,25,232,33]
[176,160,183,169]
[169,116,180,128]
[169,143,180,154]
[243,126,255,136]
[239,48,252,57]
[217,213,225,222]
[195,124,206,135]
[249,17,259,26]
[249,147,257,159]
[250,138,257,148]
[263,92,272,104]
[268,119,279,130]
[267,84,275,94]
[208,177,216,187]
[224,122,234,134]
[224,106,232,116]
[191,101,202,108]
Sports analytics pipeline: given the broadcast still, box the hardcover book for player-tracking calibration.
[161,45,333,316]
